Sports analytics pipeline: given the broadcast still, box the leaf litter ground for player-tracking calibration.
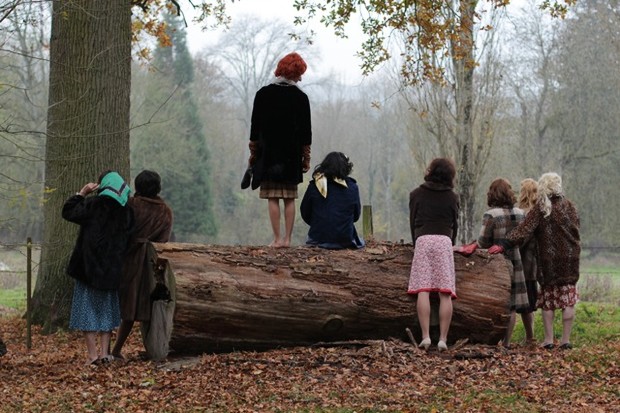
[0,316,618,412]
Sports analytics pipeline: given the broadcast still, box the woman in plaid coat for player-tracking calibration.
[476,178,530,348]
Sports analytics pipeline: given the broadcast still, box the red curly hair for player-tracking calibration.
[274,52,307,81]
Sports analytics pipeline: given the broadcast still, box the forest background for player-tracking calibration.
[1,0,618,249]
[0,0,618,326]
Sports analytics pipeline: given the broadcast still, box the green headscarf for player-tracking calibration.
[98,171,131,206]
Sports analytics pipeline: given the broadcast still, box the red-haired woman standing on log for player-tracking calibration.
[247,52,312,247]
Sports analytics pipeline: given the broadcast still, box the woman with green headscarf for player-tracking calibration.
[62,170,133,365]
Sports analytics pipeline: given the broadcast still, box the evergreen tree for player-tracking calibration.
[131,12,217,241]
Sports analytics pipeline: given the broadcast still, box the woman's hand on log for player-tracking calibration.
[454,242,478,257]
[488,245,505,255]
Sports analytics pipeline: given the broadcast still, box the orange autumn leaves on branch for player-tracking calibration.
[131,0,182,60]
[290,0,576,84]
[131,0,576,81]
[130,0,234,61]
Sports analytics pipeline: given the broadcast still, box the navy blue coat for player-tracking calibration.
[300,177,364,249]
[250,82,312,184]
[62,194,133,290]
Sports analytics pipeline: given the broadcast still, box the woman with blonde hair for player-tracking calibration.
[489,173,580,350]
[517,178,539,344]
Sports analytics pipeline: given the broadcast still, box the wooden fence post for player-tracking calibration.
[26,237,32,349]
[362,205,373,240]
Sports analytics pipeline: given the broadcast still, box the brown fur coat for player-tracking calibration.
[118,196,173,321]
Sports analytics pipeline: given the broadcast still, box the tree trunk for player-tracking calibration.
[454,0,478,244]
[148,241,511,356]
[32,0,132,331]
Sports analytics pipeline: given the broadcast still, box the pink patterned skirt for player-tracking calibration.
[407,235,457,299]
[537,284,578,310]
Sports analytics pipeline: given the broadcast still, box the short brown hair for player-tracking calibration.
[487,178,516,208]
[424,158,456,188]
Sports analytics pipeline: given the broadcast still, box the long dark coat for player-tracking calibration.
[118,196,173,321]
[250,82,312,184]
[63,194,133,290]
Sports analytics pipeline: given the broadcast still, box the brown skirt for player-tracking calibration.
[259,181,298,199]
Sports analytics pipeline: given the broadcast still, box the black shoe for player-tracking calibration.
[558,343,572,350]
[542,343,555,350]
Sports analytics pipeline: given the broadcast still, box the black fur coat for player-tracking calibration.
[63,194,133,290]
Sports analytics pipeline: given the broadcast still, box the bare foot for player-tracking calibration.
[269,240,281,247]
[279,238,291,248]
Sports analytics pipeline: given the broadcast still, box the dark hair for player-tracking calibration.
[487,178,516,208]
[424,158,456,188]
[134,170,161,198]
[313,152,353,180]
[97,170,113,184]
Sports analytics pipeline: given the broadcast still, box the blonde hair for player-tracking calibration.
[537,172,563,217]
[518,178,538,212]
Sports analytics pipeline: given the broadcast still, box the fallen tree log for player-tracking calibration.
[147,241,511,356]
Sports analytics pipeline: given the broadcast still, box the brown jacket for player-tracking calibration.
[119,196,173,321]
[409,182,459,244]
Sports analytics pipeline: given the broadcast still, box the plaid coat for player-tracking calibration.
[477,207,530,312]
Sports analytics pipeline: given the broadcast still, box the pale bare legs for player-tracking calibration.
[416,292,431,347]
[416,292,453,351]
[541,306,575,346]
[438,293,453,350]
[85,331,112,364]
[268,198,295,247]
[560,306,575,346]
[541,305,574,347]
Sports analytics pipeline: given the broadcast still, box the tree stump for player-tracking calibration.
[146,241,511,356]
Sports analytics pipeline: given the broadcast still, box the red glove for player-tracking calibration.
[454,242,477,256]
[488,245,505,255]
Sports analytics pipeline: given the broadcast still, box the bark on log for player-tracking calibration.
[147,241,511,356]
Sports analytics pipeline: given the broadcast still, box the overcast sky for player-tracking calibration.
[185,0,366,84]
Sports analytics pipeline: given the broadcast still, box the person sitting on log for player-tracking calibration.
[112,170,174,361]
[407,157,459,352]
[300,152,364,249]
[461,178,531,348]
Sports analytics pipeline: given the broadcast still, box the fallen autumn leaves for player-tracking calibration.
[0,316,618,412]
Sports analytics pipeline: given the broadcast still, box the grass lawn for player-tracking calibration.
[512,301,620,346]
